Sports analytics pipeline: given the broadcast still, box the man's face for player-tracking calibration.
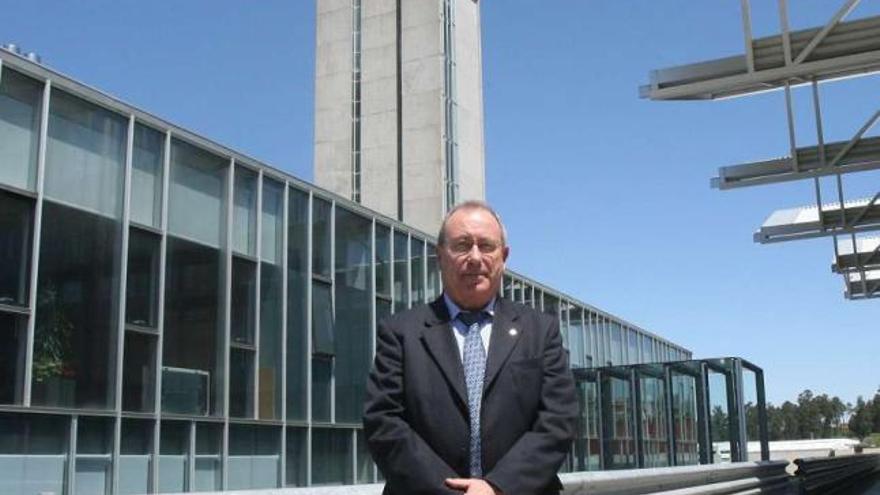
[438,207,509,310]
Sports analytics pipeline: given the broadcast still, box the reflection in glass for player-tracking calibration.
[163,237,222,416]
[261,179,284,263]
[375,224,391,297]
[0,413,67,495]
[672,373,699,465]
[231,257,256,346]
[126,228,160,328]
[286,188,308,420]
[356,430,373,483]
[335,208,371,423]
[610,323,622,365]
[76,417,113,495]
[312,428,353,485]
[0,313,27,404]
[159,421,187,493]
[640,375,669,467]
[392,231,408,312]
[230,348,254,418]
[0,190,33,307]
[569,308,584,368]
[194,423,222,492]
[708,370,730,462]
[120,419,153,495]
[602,375,635,469]
[259,262,283,419]
[426,243,440,301]
[312,198,331,277]
[0,68,42,191]
[32,201,119,409]
[46,88,126,218]
[628,329,639,365]
[233,167,257,256]
[574,380,599,471]
[131,123,164,228]
[285,427,308,487]
[228,425,279,490]
[312,281,333,423]
[742,368,759,445]
[410,238,424,306]
[122,331,156,412]
[168,139,226,247]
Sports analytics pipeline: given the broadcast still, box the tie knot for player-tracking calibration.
[458,311,486,328]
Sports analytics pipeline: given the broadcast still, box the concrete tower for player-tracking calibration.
[314,0,485,235]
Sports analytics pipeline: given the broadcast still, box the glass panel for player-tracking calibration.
[602,375,635,469]
[261,178,284,264]
[122,331,156,412]
[574,379,599,471]
[375,224,391,297]
[163,237,222,416]
[75,417,112,495]
[312,356,332,423]
[228,425,279,490]
[286,187,308,421]
[120,419,152,495]
[285,427,308,487]
[642,335,654,363]
[32,202,120,409]
[194,423,222,492]
[0,313,27,404]
[640,375,669,467]
[743,368,759,449]
[708,370,731,463]
[671,373,699,465]
[230,348,255,418]
[628,329,639,365]
[610,322,622,365]
[392,231,408,313]
[168,138,226,247]
[569,308,584,368]
[233,167,257,256]
[0,190,33,307]
[335,207,371,423]
[503,275,512,299]
[126,227,160,328]
[259,262,283,419]
[410,238,424,306]
[356,430,372,483]
[523,285,534,308]
[231,257,257,345]
[159,421,187,493]
[131,123,164,228]
[544,294,559,318]
[0,68,42,191]
[426,243,440,302]
[312,197,331,277]
[0,413,68,495]
[312,428,352,485]
[45,88,126,218]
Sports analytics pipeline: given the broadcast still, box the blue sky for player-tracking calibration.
[4,0,878,406]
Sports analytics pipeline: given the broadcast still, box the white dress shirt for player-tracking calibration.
[443,293,495,361]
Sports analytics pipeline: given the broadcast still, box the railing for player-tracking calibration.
[794,453,880,494]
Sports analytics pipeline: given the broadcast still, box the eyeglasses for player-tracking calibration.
[445,238,502,256]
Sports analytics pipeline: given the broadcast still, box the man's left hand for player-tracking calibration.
[445,478,501,494]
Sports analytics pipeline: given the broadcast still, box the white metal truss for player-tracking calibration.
[644,0,880,300]
[641,2,880,101]
[755,195,880,243]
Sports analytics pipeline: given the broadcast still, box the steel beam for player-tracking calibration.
[833,236,880,272]
[844,268,880,299]
[755,196,880,243]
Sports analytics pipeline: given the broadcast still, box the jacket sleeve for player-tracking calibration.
[363,319,460,495]
[484,317,577,494]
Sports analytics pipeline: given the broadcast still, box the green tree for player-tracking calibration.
[848,397,874,442]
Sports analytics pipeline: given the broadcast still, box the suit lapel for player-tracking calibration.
[419,298,468,408]
[483,298,522,394]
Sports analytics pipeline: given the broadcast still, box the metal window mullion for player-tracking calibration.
[739,0,755,73]
[389,227,395,312]
[112,113,136,495]
[305,191,314,486]
[254,170,263,420]
[222,157,235,490]
[329,200,336,424]
[279,183,289,487]
[351,429,358,485]
[187,421,196,491]
[68,415,79,495]
[370,219,377,359]
[406,233,412,309]
[784,83,799,172]
[778,0,792,65]
[23,77,50,407]
[422,240,428,304]
[152,129,172,494]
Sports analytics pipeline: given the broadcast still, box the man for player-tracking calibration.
[364,201,576,494]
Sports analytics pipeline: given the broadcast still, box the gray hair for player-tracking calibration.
[437,200,508,247]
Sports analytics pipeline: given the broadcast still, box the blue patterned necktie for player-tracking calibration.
[458,310,488,477]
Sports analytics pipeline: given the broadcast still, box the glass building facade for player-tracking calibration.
[0,52,691,494]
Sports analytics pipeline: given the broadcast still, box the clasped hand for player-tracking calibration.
[445,478,501,495]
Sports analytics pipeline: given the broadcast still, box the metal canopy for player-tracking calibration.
[641,13,880,101]
[844,268,880,299]
[833,236,880,273]
[713,134,880,189]
[755,195,880,243]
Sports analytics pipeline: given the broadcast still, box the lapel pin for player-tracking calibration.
[508,328,518,337]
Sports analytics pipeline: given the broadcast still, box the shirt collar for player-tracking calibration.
[443,293,496,322]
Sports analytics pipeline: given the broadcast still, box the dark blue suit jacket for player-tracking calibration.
[364,296,576,494]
